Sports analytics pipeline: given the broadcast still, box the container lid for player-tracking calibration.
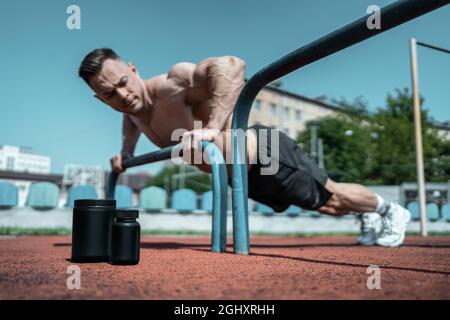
[74,199,116,207]
[115,209,139,219]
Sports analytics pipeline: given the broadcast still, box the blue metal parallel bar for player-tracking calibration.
[105,146,177,200]
[105,142,228,253]
[231,0,450,255]
[201,141,228,252]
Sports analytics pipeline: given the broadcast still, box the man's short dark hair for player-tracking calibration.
[79,48,120,85]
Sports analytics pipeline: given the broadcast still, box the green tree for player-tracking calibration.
[297,88,450,185]
[297,97,378,184]
[147,165,212,194]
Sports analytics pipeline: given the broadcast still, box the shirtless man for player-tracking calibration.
[78,48,411,247]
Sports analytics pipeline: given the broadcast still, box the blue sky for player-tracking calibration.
[0,0,449,174]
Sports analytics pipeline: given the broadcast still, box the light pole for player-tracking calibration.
[310,123,319,165]
[318,138,325,169]
[409,38,450,237]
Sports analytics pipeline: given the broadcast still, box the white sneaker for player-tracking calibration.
[376,202,411,247]
[357,213,383,246]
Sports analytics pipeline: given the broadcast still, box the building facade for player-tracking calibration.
[248,84,339,140]
[0,145,51,174]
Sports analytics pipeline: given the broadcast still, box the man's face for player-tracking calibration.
[89,59,145,114]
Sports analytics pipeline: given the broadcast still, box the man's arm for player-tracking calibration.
[203,56,245,131]
[120,114,141,159]
[169,56,245,165]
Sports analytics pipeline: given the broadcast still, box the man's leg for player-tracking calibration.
[319,178,411,247]
[318,179,379,215]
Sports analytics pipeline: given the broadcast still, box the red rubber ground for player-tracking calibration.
[0,235,449,299]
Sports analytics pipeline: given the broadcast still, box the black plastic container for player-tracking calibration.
[110,210,140,265]
[71,199,116,262]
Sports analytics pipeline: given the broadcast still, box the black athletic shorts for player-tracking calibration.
[245,124,333,212]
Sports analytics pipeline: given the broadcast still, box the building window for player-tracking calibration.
[283,107,290,120]
[270,103,277,116]
[6,157,14,171]
[253,99,261,111]
[295,110,302,121]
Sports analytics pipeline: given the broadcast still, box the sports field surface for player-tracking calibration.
[0,235,449,300]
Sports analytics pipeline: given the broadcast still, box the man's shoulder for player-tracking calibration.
[147,74,168,86]
[167,62,197,85]
[148,72,187,98]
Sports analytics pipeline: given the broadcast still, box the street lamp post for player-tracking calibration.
[409,38,427,236]
[409,38,450,237]
[310,124,319,165]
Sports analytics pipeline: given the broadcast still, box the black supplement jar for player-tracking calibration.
[110,209,140,265]
[71,199,116,262]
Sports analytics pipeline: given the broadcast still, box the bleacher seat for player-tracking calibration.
[201,191,213,213]
[171,188,197,212]
[426,203,440,221]
[114,185,133,209]
[285,205,301,217]
[441,204,450,222]
[303,210,321,218]
[66,185,97,208]
[0,182,18,209]
[139,186,168,212]
[255,202,275,216]
[26,182,60,210]
[407,201,420,221]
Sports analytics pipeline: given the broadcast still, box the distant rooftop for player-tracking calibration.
[0,169,152,192]
[264,83,342,112]
[433,120,450,131]
[0,145,36,154]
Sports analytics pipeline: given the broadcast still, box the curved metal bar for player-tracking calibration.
[105,171,120,200]
[231,0,450,255]
[106,145,179,200]
[105,142,228,252]
[201,141,228,252]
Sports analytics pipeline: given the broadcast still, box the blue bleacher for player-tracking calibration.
[407,201,420,221]
[201,191,213,213]
[0,182,18,209]
[114,185,133,209]
[407,201,441,221]
[303,210,321,218]
[255,202,275,216]
[139,186,168,212]
[26,182,60,210]
[66,185,97,208]
[441,204,450,222]
[426,202,440,222]
[171,188,197,212]
[285,205,302,217]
